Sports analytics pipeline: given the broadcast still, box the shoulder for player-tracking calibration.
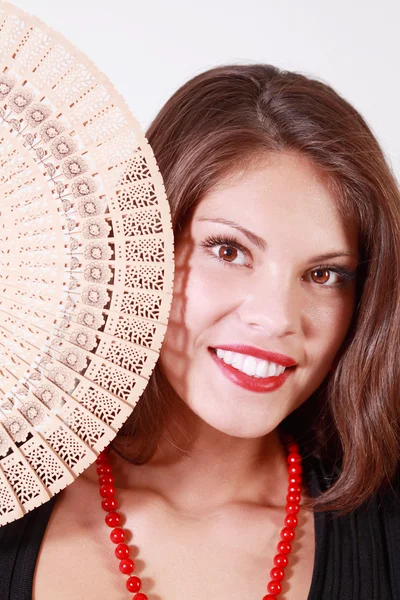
[0,497,57,600]
[0,495,56,542]
[305,456,400,599]
[302,446,400,509]
[375,470,400,523]
[302,450,400,541]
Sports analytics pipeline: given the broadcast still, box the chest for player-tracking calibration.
[33,488,316,600]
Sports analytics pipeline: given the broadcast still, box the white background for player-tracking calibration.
[9,0,400,181]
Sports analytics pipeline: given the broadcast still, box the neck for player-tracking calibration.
[111,411,291,517]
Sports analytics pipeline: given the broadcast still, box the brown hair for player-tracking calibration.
[112,64,400,515]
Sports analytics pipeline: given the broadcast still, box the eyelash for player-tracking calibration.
[199,234,357,288]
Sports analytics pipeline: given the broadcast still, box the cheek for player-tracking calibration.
[333,285,357,341]
[161,262,214,357]
[159,263,219,396]
[172,252,231,325]
[308,289,356,366]
[290,298,356,412]
[160,261,236,388]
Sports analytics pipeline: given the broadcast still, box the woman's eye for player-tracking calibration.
[309,268,338,285]
[200,235,250,267]
[213,243,248,266]
[305,266,356,287]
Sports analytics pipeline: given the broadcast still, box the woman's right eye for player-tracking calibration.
[200,235,250,267]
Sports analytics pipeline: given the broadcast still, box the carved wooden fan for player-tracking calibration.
[0,1,174,525]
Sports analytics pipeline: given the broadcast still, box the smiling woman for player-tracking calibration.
[97,64,400,600]
[158,153,360,437]
[121,64,400,513]
[1,64,400,600]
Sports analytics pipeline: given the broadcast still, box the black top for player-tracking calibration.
[0,452,399,600]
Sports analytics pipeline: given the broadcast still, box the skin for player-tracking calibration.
[33,151,359,600]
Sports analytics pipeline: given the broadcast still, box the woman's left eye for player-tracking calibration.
[304,267,356,287]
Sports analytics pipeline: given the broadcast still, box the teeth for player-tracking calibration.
[242,356,258,376]
[255,359,268,378]
[224,351,234,365]
[214,349,287,378]
[231,353,245,370]
[267,362,277,377]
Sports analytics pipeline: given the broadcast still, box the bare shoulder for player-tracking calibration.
[33,464,124,600]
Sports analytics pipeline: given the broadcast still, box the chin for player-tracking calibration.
[187,401,279,439]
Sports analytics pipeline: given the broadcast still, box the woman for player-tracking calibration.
[1,63,399,600]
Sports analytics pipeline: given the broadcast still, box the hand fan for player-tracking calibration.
[0,0,174,525]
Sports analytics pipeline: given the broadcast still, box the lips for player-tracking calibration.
[209,345,297,367]
[208,348,295,393]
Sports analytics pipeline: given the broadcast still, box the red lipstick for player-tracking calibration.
[208,348,296,393]
[211,345,297,367]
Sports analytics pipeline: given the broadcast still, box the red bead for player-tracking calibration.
[284,514,298,528]
[288,475,302,484]
[119,557,135,574]
[286,503,300,515]
[287,484,301,494]
[105,511,121,527]
[287,452,301,464]
[115,543,130,559]
[99,474,115,486]
[262,596,277,600]
[288,442,299,453]
[110,527,125,543]
[97,463,112,475]
[286,492,301,503]
[277,540,292,554]
[289,464,303,476]
[270,566,285,581]
[274,553,288,568]
[280,526,295,541]
[100,484,115,498]
[126,576,142,592]
[95,452,109,464]
[267,581,282,595]
[101,497,117,511]
[133,594,148,600]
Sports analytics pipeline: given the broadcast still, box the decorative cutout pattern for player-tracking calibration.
[0,2,174,525]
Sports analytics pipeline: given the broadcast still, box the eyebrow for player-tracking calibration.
[196,217,359,262]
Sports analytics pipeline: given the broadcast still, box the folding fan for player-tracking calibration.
[0,0,174,525]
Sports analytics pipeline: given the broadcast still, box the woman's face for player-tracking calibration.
[159,152,359,438]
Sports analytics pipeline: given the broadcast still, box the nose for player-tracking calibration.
[236,264,300,337]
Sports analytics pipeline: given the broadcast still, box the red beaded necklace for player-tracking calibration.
[96,434,303,600]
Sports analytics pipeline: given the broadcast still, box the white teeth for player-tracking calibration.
[267,362,277,377]
[224,351,234,365]
[213,349,287,378]
[231,353,245,370]
[255,359,268,378]
[242,356,258,376]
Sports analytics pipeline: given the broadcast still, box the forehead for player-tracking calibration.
[193,152,358,255]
